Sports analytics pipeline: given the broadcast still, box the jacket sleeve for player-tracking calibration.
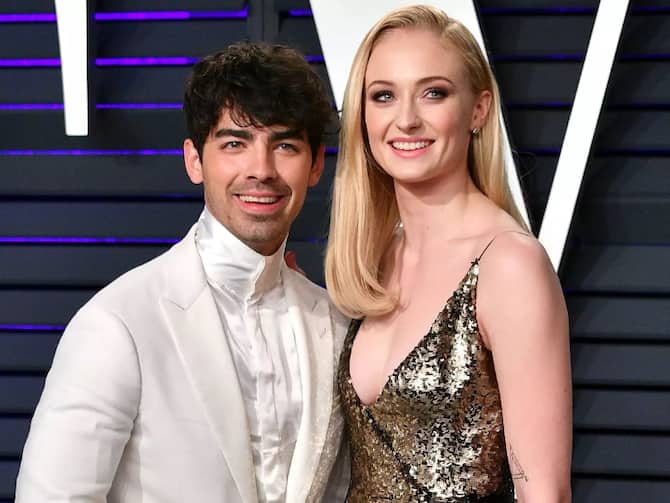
[321,437,351,502]
[321,306,352,502]
[15,304,141,502]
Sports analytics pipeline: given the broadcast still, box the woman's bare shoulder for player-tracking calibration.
[485,226,546,260]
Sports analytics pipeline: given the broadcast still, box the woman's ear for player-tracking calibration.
[471,89,493,130]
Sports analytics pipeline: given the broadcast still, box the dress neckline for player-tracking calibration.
[346,258,481,408]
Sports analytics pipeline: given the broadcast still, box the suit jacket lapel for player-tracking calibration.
[283,269,335,502]
[160,226,258,503]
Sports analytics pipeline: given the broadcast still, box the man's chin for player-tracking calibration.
[235,224,288,254]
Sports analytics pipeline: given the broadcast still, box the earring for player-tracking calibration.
[471,127,481,136]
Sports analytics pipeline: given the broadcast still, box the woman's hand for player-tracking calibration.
[284,251,306,276]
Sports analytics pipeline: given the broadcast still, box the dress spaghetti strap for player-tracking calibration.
[477,230,531,261]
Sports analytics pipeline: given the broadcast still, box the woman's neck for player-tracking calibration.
[394,170,480,255]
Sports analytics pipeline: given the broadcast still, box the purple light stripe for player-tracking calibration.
[96,103,182,109]
[0,149,181,156]
[287,9,313,17]
[0,13,56,22]
[0,237,178,244]
[1,56,323,67]
[304,55,325,63]
[0,324,64,332]
[96,8,248,21]
[188,9,248,19]
[0,103,63,110]
[0,58,60,67]
[96,57,198,66]
[0,103,182,110]
[23,100,669,114]
[0,9,248,23]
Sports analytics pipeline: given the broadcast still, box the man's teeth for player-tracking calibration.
[239,195,280,203]
[392,141,431,151]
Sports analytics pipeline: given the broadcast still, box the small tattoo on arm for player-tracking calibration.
[509,445,528,482]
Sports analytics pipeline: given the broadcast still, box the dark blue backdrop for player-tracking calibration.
[0,0,669,501]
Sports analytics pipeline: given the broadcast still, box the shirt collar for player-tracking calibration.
[195,207,286,300]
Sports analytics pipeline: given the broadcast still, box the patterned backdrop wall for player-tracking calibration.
[0,0,669,501]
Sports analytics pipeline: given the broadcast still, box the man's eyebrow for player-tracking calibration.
[270,129,306,142]
[212,128,253,140]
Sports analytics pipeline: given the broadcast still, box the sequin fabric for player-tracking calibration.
[338,259,514,503]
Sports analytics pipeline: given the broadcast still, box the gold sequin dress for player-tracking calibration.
[338,258,515,502]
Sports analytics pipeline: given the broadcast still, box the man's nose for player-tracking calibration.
[246,148,278,180]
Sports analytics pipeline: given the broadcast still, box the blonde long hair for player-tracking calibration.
[324,4,526,319]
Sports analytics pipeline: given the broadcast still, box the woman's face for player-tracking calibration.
[363,28,489,188]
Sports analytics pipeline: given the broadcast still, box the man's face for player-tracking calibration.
[184,110,324,255]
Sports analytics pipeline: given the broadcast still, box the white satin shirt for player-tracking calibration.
[195,209,302,503]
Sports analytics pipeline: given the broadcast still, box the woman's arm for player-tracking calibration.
[477,233,572,503]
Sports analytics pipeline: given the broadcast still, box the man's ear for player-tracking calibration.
[308,144,326,187]
[184,139,203,184]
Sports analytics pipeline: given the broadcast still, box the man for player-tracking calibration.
[16,42,348,503]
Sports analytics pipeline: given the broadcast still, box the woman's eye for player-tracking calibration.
[372,90,393,102]
[425,88,447,99]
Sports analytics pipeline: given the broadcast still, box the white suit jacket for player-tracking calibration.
[15,226,350,503]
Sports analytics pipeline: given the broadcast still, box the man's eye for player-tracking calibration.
[277,143,298,152]
[223,141,242,149]
[372,90,393,102]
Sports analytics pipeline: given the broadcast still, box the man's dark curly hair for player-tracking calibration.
[183,42,334,161]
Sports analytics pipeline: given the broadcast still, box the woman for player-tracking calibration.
[324,5,572,502]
